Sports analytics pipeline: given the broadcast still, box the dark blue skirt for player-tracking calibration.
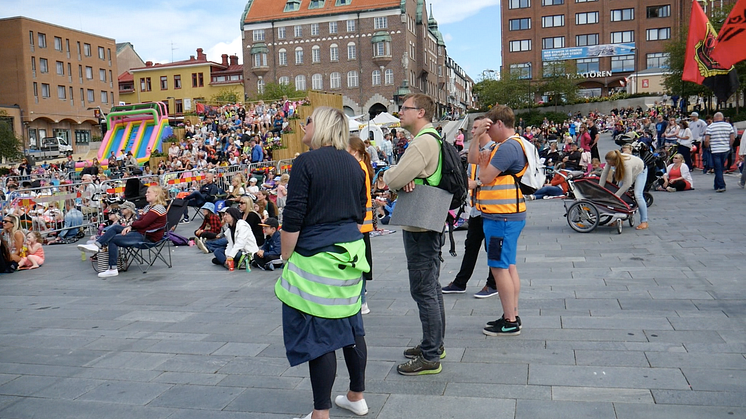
[282,303,365,367]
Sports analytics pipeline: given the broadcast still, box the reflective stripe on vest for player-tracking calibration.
[412,127,443,187]
[274,239,370,318]
[359,161,373,233]
[469,163,477,207]
[475,136,527,214]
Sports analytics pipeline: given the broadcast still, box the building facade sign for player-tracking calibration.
[542,43,635,61]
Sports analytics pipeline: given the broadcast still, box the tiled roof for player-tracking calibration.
[129,60,226,72]
[242,0,402,25]
[118,71,133,82]
[212,65,243,76]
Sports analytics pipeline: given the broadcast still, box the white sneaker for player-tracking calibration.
[195,237,209,254]
[98,269,119,279]
[361,302,370,315]
[335,394,369,415]
[293,413,312,419]
[78,243,100,254]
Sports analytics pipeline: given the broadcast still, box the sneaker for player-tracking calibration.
[293,413,311,419]
[739,181,745,189]
[334,394,369,415]
[403,344,446,360]
[486,315,522,330]
[666,186,676,192]
[180,218,190,224]
[77,242,100,254]
[195,238,209,254]
[716,188,726,193]
[483,317,521,336]
[397,355,442,376]
[525,194,535,201]
[98,268,119,279]
[441,282,466,294]
[212,257,222,265]
[266,262,275,271]
[474,286,499,299]
[361,302,370,315]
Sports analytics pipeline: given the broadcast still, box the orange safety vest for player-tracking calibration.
[359,160,374,233]
[475,136,528,214]
[469,143,497,208]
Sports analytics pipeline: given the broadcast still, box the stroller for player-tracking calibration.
[561,172,639,234]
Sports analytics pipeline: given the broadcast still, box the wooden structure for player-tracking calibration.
[272,91,343,160]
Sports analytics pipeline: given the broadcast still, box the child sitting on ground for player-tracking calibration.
[18,231,44,270]
[251,217,281,270]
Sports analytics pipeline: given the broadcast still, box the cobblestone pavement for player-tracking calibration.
[0,139,744,418]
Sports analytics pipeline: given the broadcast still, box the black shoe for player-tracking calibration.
[485,315,522,330]
[442,282,466,294]
[397,355,442,376]
[211,258,222,265]
[404,344,446,359]
[483,317,520,336]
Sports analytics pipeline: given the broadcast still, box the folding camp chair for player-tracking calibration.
[121,199,188,273]
[124,178,149,209]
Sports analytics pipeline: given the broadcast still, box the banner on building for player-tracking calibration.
[710,0,746,68]
[541,43,635,61]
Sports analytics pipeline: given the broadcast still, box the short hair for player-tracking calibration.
[310,106,349,151]
[473,115,486,121]
[485,105,515,128]
[714,112,724,119]
[148,185,168,207]
[403,93,435,121]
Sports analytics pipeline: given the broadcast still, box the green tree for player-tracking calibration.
[473,69,534,110]
[210,87,242,105]
[251,82,306,102]
[0,117,23,162]
[540,61,578,111]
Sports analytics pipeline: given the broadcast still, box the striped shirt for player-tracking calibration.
[705,121,735,153]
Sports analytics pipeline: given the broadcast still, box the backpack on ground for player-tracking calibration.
[510,135,545,195]
[165,231,189,246]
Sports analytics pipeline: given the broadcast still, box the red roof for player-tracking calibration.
[243,0,401,24]
[118,71,133,82]
[129,59,226,72]
[212,64,243,76]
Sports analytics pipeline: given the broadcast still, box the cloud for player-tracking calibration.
[428,0,501,25]
[443,33,453,42]
[206,36,244,64]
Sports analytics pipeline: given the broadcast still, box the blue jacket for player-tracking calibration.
[261,230,281,259]
[252,144,264,162]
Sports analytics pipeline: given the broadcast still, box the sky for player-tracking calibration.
[2,0,501,81]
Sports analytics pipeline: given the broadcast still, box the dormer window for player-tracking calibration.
[284,0,301,12]
[336,0,351,5]
[309,0,325,9]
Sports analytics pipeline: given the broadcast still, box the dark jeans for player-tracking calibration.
[402,230,445,362]
[453,216,495,289]
[308,335,366,410]
[206,237,227,252]
[97,224,146,269]
[533,185,564,200]
[678,145,692,171]
[184,191,207,218]
[214,247,243,266]
[702,147,713,172]
[712,151,729,190]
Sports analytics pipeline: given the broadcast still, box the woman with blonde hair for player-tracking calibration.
[660,153,693,192]
[2,215,25,263]
[599,150,649,230]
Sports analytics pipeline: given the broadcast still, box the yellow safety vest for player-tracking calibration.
[475,136,528,214]
[358,160,373,233]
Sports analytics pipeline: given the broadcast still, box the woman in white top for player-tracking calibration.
[599,150,649,230]
[675,120,693,170]
[662,117,680,146]
[660,154,693,192]
[212,207,258,269]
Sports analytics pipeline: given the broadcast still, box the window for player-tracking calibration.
[330,72,341,89]
[347,42,356,60]
[160,76,168,90]
[611,55,634,72]
[54,36,62,51]
[198,73,204,87]
[330,44,339,61]
[107,48,111,65]
[647,28,671,41]
[141,77,152,91]
[77,42,81,59]
[33,82,38,100]
[329,21,338,34]
[109,70,112,86]
[510,63,532,79]
[295,75,306,91]
[257,79,265,94]
[347,71,358,88]
[66,39,70,56]
[543,61,566,77]
[576,12,598,25]
[374,17,388,29]
[75,130,91,145]
[84,43,91,56]
[347,20,355,32]
[100,91,108,103]
[542,15,564,28]
[542,36,565,49]
[100,69,106,82]
[29,31,34,50]
[191,73,198,87]
[576,33,599,46]
[278,49,288,66]
[373,41,390,57]
[310,23,319,36]
[87,89,94,102]
[40,58,48,73]
[41,83,50,98]
[294,25,303,37]
[509,0,530,9]
[98,46,105,60]
[278,27,286,39]
[576,58,599,73]
[309,0,324,8]
[647,52,669,69]
[575,0,597,2]
[542,0,563,4]
[69,87,73,103]
[312,45,320,63]
[611,9,634,22]
[38,33,47,48]
[384,69,394,85]
[31,57,36,77]
[253,52,267,67]
[611,31,634,43]
[509,18,531,31]
[58,85,66,99]
[647,5,671,18]
[78,65,82,81]
[85,66,93,79]
[295,47,304,64]
[253,29,265,41]
[174,74,182,89]
[79,88,84,105]
[312,73,323,90]
[56,61,64,75]
[509,39,532,52]
[372,70,381,86]
[279,76,290,85]
[175,99,183,114]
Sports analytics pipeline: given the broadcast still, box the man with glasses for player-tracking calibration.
[383,94,446,376]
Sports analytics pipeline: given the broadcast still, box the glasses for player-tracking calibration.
[306,117,312,125]
[400,106,421,112]
[2,220,11,223]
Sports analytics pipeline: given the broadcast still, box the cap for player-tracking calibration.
[200,202,215,213]
[219,206,229,213]
[274,176,281,181]
[259,218,280,229]
[690,111,699,117]
[120,201,136,212]
[249,178,258,183]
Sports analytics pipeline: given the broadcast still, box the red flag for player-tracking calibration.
[683,0,739,101]
[710,0,746,68]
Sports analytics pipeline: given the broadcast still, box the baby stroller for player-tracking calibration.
[563,175,638,234]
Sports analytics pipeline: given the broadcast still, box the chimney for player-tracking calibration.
[229,55,239,66]
[145,61,153,67]
[190,55,195,61]
[221,54,229,67]
[196,48,206,61]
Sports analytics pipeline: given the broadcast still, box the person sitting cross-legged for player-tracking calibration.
[194,202,222,253]
[251,217,281,270]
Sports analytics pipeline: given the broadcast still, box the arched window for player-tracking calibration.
[278,76,290,85]
[347,70,359,88]
[294,47,303,65]
[330,72,341,89]
[257,79,265,94]
[311,45,320,63]
[347,42,356,60]
[329,44,339,62]
[372,70,381,86]
[312,73,323,90]
[384,69,394,85]
[278,48,287,66]
[295,74,306,90]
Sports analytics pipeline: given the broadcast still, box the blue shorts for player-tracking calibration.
[482,218,525,269]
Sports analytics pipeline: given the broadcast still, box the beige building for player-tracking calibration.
[116,42,145,76]
[0,16,118,153]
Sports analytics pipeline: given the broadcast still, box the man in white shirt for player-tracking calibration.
[704,112,735,192]
[380,134,394,165]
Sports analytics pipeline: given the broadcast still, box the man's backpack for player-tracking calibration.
[423,131,469,211]
[510,136,545,195]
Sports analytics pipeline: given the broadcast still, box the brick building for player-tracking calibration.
[240,0,473,118]
[0,16,118,153]
[501,0,724,98]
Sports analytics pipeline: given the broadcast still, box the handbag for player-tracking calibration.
[94,247,128,273]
